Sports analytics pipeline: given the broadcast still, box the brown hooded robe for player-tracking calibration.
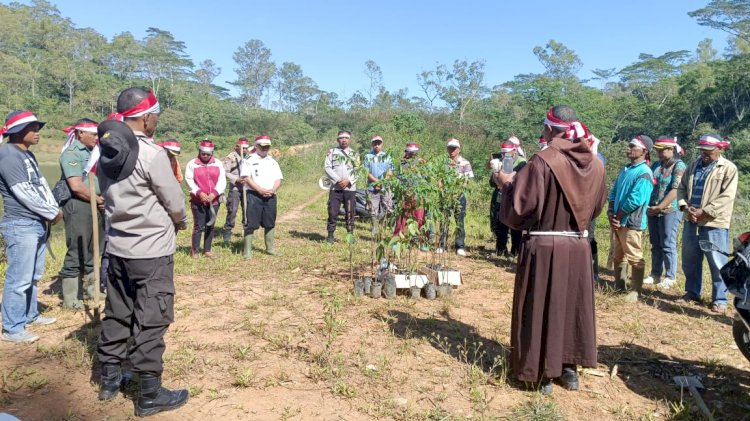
[500,137,606,382]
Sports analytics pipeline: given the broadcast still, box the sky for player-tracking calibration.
[17,0,729,100]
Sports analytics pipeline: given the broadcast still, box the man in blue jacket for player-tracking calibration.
[608,135,654,302]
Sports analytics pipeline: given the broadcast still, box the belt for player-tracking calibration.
[527,230,588,238]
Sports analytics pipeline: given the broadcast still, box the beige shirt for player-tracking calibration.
[676,155,738,229]
[102,133,187,259]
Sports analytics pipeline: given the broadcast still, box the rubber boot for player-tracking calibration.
[626,263,646,302]
[223,229,232,244]
[243,234,253,260]
[371,220,378,235]
[134,374,189,417]
[264,228,280,256]
[83,272,105,302]
[614,262,629,292]
[98,363,122,401]
[326,232,335,244]
[61,277,83,309]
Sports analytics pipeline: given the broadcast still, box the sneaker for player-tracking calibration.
[2,330,39,343]
[27,316,57,326]
[643,275,657,285]
[435,248,445,254]
[658,277,677,289]
[456,248,467,257]
[419,245,430,252]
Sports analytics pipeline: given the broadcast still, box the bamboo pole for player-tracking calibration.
[88,172,101,322]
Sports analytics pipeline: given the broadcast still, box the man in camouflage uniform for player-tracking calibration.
[58,118,104,309]
[222,138,252,243]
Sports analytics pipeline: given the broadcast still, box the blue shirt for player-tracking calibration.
[690,160,717,207]
[363,150,393,192]
[608,160,654,230]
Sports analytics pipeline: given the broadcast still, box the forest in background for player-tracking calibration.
[2,0,750,193]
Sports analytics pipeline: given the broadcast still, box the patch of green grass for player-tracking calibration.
[507,396,565,421]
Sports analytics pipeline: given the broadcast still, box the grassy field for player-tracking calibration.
[0,146,748,420]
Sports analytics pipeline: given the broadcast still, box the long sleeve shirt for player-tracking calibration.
[0,143,58,222]
[608,160,653,230]
[185,156,227,205]
[101,134,187,259]
[324,147,358,191]
[676,156,738,229]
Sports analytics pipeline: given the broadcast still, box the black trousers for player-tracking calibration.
[97,255,175,375]
[223,187,245,231]
[244,191,277,234]
[327,189,356,234]
[191,202,219,253]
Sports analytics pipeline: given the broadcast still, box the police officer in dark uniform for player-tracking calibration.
[222,138,252,243]
[96,88,189,417]
[58,119,104,309]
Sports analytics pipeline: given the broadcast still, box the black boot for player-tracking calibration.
[326,232,335,244]
[558,365,579,390]
[99,363,122,401]
[135,374,189,417]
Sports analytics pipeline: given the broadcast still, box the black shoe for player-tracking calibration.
[98,364,122,401]
[222,231,231,243]
[524,378,553,395]
[135,374,189,417]
[326,233,335,244]
[558,366,579,391]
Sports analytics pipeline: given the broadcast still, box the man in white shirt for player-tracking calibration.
[240,135,283,260]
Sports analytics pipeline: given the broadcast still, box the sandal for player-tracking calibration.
[710,302,727,314]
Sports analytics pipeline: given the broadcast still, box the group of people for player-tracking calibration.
[324,131,475,255]
[607,133,737,313]
[0,92,742,415]
[0,87,281,417]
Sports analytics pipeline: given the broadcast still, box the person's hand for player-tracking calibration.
[175,218,188,231]
[235,181,244,188]
[337,179,350,189]
[199,192,208,203]
[51,209,63,225]
[495,171,516,186]
[207,193,216,203]
[607,212,620,229]
[263,189,275,198]
[646,206,661,216]
[374,185,381,192]
[687,207,705,223]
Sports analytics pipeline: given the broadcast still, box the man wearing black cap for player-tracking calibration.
[0,111,61,343]
[95,87,189,417]
[608,135,655,302]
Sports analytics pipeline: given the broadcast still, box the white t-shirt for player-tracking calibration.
[240,154,283,191]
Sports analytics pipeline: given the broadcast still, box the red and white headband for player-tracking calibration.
[371,135,383,142]
[160,140,181,153]
[543,108,589,140]
[405,143,420,152]
[255,135,272,146]
[62,122,98,134]
[698,134,730,150]
[655,137,684,156]
[199,140,215,153]
[0,111,39,137]
[61,122,99,153]
[237,138,251,147]
[108,91,160,121]
[500,142,515,153]
[629,137,648,150]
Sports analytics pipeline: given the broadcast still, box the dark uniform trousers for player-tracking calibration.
[490,189,521,255]
[59,198,104,278]
[97,254,175,375]
[223,187,245,231]
[327,189,356,234]
[244,190,277,234]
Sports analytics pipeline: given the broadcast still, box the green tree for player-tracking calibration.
[232,39,277,108]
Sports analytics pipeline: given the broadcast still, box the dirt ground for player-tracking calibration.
[2,191,750,421]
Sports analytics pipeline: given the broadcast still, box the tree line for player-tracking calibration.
[2,0,750,189]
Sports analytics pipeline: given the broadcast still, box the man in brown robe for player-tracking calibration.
[497,105,607,394]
